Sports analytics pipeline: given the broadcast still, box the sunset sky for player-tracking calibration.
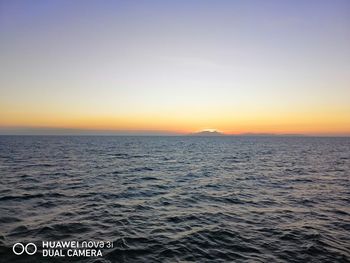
[1,0,349,135]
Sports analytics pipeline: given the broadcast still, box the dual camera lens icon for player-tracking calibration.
[12,243,37,255]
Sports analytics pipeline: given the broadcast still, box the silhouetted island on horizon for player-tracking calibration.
[188,131,225,136]
[187,131,308,137]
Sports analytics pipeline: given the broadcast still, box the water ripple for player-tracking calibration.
[0,136,349,262]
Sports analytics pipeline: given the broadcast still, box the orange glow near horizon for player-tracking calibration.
[1,108,349,135]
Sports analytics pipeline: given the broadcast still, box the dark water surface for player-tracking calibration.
[0,136,349,262]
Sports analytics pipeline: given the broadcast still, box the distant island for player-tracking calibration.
[187,131,305,137]
[188,131,225,136]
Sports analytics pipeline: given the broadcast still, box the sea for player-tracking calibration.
[0,136,349,262]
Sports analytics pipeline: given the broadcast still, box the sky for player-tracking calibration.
[1,0,349,135]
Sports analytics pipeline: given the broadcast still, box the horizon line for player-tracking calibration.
[0,127,349,137]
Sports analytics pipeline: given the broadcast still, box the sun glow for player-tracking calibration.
[199,129,220,133]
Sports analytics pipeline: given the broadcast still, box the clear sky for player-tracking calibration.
[1,0,349,135]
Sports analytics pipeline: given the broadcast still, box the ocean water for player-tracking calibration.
[0,136,349,262]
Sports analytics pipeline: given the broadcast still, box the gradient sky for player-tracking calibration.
[1,0,349,135]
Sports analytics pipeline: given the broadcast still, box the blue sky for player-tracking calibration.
[1,0,349,135]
